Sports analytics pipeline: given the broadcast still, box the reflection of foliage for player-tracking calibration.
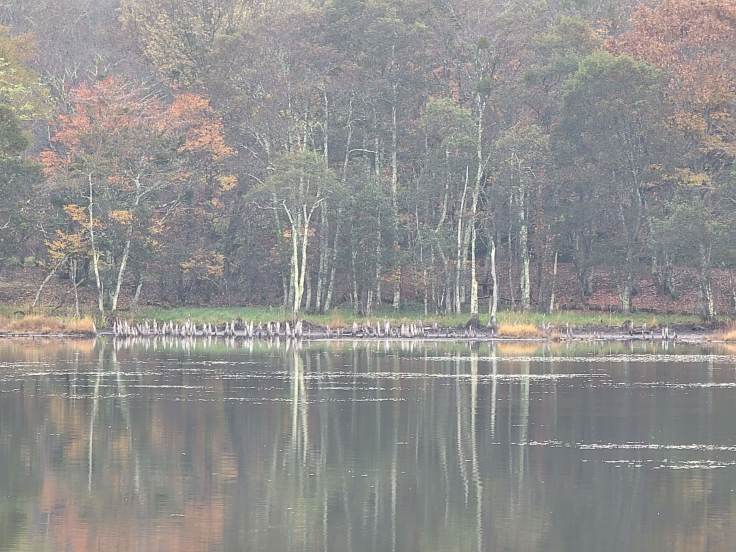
[3,340,736,550]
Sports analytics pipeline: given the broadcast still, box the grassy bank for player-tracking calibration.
[0,304,720,338]
[127,306,706,330]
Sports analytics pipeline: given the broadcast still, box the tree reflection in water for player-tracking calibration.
[1,338,736,551]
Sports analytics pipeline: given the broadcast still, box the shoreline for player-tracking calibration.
[0,329,728,345]
[1,306,732,343]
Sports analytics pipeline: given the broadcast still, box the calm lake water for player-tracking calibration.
[2,338,736,551]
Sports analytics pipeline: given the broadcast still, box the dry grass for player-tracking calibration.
[496,322,542,338]
[0,315,96,335]
[719,326,736,342]
[326,312,348,329]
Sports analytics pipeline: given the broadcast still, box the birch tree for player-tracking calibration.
[494,124,550,312]
[254,150,340,315]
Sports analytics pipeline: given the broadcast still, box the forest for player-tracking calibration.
[0,0,735,322]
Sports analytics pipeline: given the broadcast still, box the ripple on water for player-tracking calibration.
[512,440,736,470]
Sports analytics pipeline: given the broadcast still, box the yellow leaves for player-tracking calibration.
[145,236,162,250]
[63,204,88,225]
[675,168,711,187]
[217,174,238,191]
[149,218,167,235]
[181,250,225,278]
[110,210,134,225]
[46,230,85,260]
[671,111,707,136]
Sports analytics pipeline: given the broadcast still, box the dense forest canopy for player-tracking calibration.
[0,0,735,319]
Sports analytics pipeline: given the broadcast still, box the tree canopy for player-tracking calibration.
[0,0,734,318]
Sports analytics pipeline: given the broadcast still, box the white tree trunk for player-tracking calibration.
[88,174,104,314]
[110,236,131,312]
[32,255,67,310]
[290,220,301,314]
[519,185,531,312]
[548,251,558,314]
[488,236,498,327]
[468,96,486,320]
[455,167,470,314]
[375,213,382,307]
[391,94,401,310]
[699,244,715,320]
[71,259,80,317]
[469,224,479,320]
[323,214,341,312]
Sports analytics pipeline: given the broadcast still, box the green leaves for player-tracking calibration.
[0,28,49,120]
[561,51,668,168]
[0,105,27,158]
[422,98,474,152]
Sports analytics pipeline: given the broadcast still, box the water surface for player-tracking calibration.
[2,338,736,551]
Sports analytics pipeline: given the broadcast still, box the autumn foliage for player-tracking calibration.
[613,0,736,167]
[2,1,736,318]
[40,76,233,312]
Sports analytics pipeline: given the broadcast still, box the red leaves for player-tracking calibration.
[39,75,234,265]
[42,76,233,184]
[38,150,64,178]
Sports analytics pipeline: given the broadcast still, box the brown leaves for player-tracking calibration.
[614,1,736,109]
[181,250,225,278]
[613,0,736,171]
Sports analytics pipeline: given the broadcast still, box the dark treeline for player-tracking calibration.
[0,0,735,320]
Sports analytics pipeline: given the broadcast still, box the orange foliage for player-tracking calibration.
[165,93,234,160]
[38,150,65,177]
[43,77,232,184]
[63,204,88,225]
[39,76,234,265]
[110,210,134,224]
